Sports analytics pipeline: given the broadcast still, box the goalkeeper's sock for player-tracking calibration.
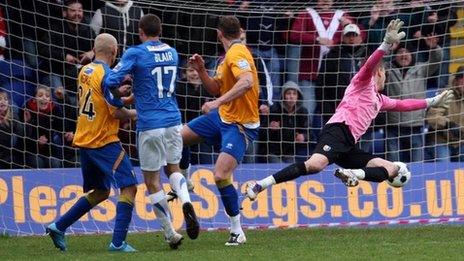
[216,182,239,217]
[169,172,191,204]
[272,162,308,184]
[179,147,191,170]
[56,196,93,232]
[149,191,176,237]
[229,214,243,235]
[111,201,134,247]
[361,167,389,182]
[257,175,276,189]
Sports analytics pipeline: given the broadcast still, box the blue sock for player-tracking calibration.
[111,201,134,247]
[218,184,239,217]
[56,197,92,232]
[179,147,191,170]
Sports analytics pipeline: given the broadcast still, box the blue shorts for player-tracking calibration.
[80,142,138,192]
[187,109,258,163]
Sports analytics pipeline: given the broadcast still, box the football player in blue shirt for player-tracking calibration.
[104,14,199,249]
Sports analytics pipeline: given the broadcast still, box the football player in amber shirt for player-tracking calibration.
[46,33,139,253]
[184,15,259,246]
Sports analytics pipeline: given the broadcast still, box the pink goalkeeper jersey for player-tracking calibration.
[327,47,427,142]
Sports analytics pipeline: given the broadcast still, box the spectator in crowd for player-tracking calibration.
[38,0,95,105]
[0,89,24,169]
[398,0,448,63]
[38,0,92,166]
[22,85,63,168]
[258,81,310,163]
[430,3,458,89]
[288,0,354,121]
[425,66,464,162]
[238,0,288,99]
[90,0,144,53]
[385,37,442,162]
[175,1,219,76]
[361,0,400,54]
[176,62,215,165]
[317,23,366,124]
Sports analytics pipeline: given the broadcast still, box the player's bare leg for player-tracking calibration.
[213,152,246,246]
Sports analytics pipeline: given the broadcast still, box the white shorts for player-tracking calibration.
[137,124,183,171]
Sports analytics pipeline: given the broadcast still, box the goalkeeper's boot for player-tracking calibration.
[182,202,200,240]
[165,232,184,250]
[46,223,67,251]
[181,165,194,192]
[225,232,247,246]
[334,169,359,187]
[108,241,137,252]
[245,181,263,201]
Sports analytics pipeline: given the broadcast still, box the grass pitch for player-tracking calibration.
[1,225,463,260]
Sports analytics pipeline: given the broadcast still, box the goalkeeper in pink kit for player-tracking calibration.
[246,19,453,199]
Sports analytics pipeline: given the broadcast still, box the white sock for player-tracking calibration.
[257,175,276,189]
[352,169,366,180]
[148,190,175,237]
[169,172,191,203]
[230,214,243,235]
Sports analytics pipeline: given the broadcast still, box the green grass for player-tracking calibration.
[1,225,463,260]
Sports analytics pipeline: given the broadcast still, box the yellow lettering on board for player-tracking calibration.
[377,182,403,218]
[426,180,452,217]
[191,169,218,219]
[0,178,7,204]
[299,180,325,219]
[454,170,464,215]
[272,182,297,226]
[29,186,57,223]
[12,176,25,223]
[348,181,373,218]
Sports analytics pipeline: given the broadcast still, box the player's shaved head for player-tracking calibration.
[94,33,118,56]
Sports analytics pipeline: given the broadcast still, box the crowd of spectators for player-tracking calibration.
[0,0,462,168]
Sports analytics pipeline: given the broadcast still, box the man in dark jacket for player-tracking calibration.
[317,23,366,124]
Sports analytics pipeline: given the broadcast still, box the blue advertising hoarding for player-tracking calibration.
[1,163,464,236]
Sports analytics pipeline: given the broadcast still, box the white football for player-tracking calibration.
[386,162,411,188]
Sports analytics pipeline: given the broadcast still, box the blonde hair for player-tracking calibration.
[0,90,12,127]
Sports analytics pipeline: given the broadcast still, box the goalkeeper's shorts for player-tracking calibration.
[314,123,376,169]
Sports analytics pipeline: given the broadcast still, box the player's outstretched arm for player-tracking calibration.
[382,90,454,112]
[358,19,406,82]
[188,54,220,96]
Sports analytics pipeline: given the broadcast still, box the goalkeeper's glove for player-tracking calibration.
[426,90,454,108]
[383,19,406,45]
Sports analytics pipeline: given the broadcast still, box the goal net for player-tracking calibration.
[0,0,464,236]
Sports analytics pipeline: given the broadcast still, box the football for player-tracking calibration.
[386,162,411,188]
